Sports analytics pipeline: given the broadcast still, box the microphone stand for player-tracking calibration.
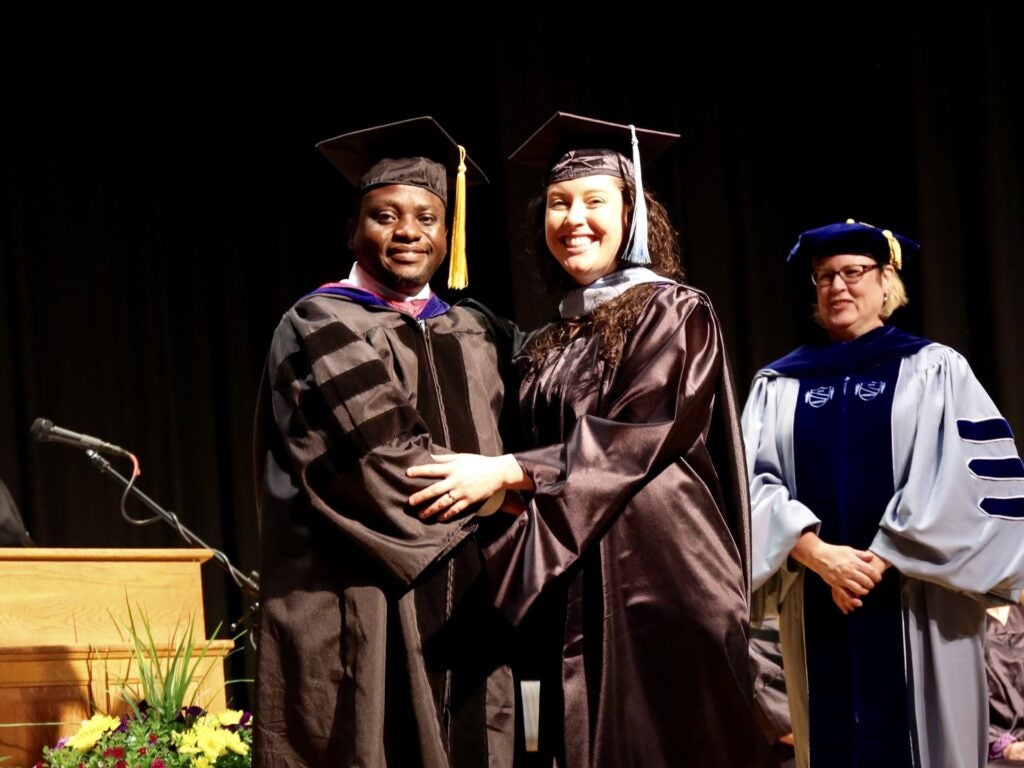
[84,449,260,602]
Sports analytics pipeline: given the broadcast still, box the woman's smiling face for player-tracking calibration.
[544,174,627,286]
[813,253,892,341]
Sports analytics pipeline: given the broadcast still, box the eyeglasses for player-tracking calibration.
[811,264,880,288]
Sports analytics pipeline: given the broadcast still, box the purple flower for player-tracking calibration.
[54,736,70,749]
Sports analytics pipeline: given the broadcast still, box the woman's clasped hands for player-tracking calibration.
[791,530,890,614]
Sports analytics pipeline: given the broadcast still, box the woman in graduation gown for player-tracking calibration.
[408,113,775,768]
[742,220,1024,768]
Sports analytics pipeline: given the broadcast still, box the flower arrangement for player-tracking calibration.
[38,706,252,768]
[34,605,252,768]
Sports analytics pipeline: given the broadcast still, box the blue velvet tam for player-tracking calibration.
[316,116,487,203]
[786,220,920,270]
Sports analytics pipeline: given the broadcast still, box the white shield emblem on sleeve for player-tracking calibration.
[804,385,834,408]
[855,380,886,402]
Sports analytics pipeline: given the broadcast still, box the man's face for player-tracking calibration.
[348,184,448,295]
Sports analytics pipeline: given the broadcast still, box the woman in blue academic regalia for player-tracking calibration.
[743,220,1024,768]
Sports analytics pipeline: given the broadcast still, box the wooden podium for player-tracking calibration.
[0,548,234,766]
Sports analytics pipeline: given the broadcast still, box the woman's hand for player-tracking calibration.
[407,453,532,521]
[791,531,885,596]
[831,551,891,614]
[831,586,863,615]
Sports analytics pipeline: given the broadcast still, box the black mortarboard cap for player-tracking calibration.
[509,112,680,265]
[787,219,919,270]
[316,116,488,289]
[316,116,488,203]
[508,112,679,185]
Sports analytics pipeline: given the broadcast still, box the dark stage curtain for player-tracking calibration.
[2,6,1020,710]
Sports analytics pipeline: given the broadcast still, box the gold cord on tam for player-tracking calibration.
[845,218,903,270]
[447,145,469,289]
[881,229,902,270]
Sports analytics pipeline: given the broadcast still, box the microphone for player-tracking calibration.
[30,418,130,457]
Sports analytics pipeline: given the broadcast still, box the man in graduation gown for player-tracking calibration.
[253,117,518,768]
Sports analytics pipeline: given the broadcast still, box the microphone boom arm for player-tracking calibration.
[84,449,260,597]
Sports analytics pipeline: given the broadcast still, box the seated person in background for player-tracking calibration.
[0,478,34,546]
[750,615,797,768]
[988,603,1024,763]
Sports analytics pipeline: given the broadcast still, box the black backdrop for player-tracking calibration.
[2,6,1021,709]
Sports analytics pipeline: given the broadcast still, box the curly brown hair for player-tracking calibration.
[524,180,684,368]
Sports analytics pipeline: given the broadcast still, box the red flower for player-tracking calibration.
[149,732,159,744]
[151,759,166,768]
[103,746,126,758]
[115,761,127,768]
[138,746,148,755]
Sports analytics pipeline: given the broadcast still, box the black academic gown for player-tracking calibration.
[254,288,518,768]
[486,284,775,768]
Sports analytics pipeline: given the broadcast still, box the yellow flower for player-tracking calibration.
[65,713,121,752]
[214,709,244,727]
[173,714,250,762]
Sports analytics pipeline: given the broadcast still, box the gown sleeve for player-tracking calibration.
[262,297,476,587]
[486,287,732,624]
[870,345,1024,601]
[741,373,821,591]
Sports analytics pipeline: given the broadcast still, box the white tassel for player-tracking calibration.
[622,124,651,265]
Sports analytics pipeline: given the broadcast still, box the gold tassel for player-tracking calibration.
[882,229,902,270]
[848,218,903,271]
[447,145,469,289]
